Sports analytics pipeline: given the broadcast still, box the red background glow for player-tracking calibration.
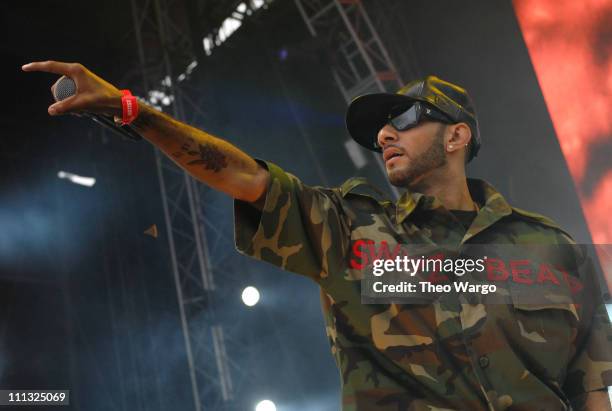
[513,0,612,245]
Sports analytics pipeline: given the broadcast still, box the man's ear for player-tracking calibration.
[448,122,472,147]
[445,122,472,163]
[446,123,472,163]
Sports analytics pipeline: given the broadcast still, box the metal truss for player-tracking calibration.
[129,0,230,410]
[294,0,403,197]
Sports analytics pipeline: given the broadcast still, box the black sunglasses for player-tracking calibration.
[387,102,453,132]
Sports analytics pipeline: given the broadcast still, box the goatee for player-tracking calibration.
[388,125,447,187]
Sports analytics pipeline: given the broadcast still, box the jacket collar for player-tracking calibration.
[396,178,513,241]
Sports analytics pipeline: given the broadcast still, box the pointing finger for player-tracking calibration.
[22,61,75,75]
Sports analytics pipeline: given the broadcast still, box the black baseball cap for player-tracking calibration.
[345,75,481,162]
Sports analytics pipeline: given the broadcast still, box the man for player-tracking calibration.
[23,61,611,410]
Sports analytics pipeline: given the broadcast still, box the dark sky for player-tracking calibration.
[1,1,135,168]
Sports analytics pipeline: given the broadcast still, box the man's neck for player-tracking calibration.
[408,169,475,211]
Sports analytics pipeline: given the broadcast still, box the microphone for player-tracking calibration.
[53,76,142,141]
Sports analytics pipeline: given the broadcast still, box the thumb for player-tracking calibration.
[48,95,79,115]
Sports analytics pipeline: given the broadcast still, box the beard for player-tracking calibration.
[388,125,447,187]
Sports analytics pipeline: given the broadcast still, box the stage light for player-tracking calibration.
[255,399,276,411]
[57,171,96,187]
[201,1,272,56]
[186,60,198,73]
[241,286,260,307]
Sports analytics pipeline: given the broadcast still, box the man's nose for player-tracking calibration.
[377,124,398,148]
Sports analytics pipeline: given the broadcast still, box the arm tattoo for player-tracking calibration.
[185,143,228,173]
[133,108,229,173]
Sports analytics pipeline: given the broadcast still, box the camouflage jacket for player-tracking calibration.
[234,161,612,411]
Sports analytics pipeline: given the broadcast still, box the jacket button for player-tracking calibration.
[479,355,489,369]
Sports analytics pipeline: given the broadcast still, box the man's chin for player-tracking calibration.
[387,170,412,187]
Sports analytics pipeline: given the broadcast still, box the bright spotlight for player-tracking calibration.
[241,286,260,307]
[255,399,276,411]
[57,171,96,187]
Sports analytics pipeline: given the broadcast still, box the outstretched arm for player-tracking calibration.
[22,61,269,203]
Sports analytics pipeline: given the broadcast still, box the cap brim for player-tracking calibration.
[345,93,416,152]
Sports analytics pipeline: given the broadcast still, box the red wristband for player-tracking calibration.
[120,90,139,125]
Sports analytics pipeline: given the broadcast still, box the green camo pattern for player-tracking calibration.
[234,161,612,411]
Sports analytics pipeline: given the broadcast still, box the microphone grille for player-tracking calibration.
[53,76,77,102]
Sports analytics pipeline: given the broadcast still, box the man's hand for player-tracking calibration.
[23,60,269,203]
[22,61,123,117]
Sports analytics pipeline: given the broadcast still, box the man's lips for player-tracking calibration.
[383,147,404,163]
